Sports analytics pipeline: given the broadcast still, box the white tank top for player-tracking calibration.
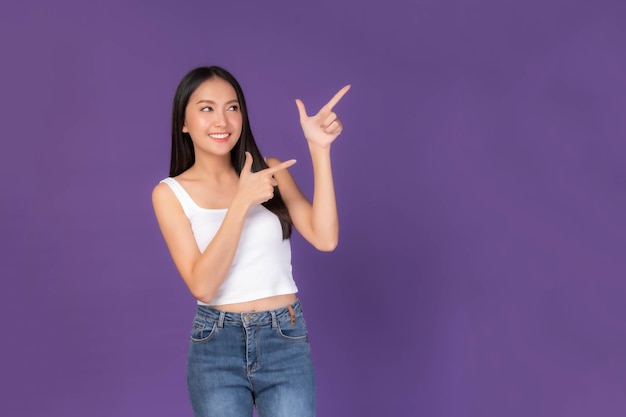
[160,177,298,306]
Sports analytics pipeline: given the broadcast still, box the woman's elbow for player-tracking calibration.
[186,278,216,304]
[314,239,338,252]
[190,287,215,304]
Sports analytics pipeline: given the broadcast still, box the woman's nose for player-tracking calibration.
[213,111,226,127]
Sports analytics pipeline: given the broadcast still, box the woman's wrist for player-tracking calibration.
[307,140,332,156]
[230,194,253,213]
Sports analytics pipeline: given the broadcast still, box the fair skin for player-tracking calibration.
[152,76,350,312]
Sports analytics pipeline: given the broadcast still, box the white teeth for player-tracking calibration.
[210,133,229,139]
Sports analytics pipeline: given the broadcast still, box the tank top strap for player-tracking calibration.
[160,177,196,218]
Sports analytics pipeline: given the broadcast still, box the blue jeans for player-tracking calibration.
[187,299,316,417]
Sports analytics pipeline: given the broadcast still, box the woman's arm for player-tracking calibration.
[269,85,350,252]
[152,153,296,303]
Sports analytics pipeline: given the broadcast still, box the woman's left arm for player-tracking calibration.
[269,85,350,251]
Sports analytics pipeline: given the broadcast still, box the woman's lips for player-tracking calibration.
[209,133,230,142]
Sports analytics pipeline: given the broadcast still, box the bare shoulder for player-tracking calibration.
[152,181,185,216]
[265,156,282,167]
[264,156,307,208]
[265,156,296,181]
[152,181,174,206]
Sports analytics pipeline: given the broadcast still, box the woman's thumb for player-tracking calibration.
[242,151,253,173]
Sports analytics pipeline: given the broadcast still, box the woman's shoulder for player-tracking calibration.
[265,156,283,167]
[152,179,176,206]
[155,172,197,193]
[264,156,299,192]
[152,174,190,203]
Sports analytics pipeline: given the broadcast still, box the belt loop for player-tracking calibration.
[270,310,277,329]
[287,305,296,326]
[218,311,225,329]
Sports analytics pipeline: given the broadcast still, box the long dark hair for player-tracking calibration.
[169,66,292,239]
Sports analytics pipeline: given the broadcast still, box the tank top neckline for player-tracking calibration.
[166,177,229,212]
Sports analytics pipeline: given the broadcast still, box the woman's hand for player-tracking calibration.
[295,85,350,149]
[235,152,297,208]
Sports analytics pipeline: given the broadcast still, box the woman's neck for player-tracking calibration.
[186,154,236,180]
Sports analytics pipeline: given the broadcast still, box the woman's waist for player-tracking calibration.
[195,294,300,324]
[209,293,297,313]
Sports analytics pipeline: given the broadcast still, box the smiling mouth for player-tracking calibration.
[209,133,230,141]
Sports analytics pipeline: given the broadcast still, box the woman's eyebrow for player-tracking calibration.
[195,99,239,105]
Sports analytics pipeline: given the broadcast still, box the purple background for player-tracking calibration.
[1,0,625,416]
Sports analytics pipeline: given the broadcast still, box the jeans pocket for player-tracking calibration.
[190,317,218,343]
[275,315,308,341]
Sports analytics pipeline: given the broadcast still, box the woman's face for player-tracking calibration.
[183,76,243,157]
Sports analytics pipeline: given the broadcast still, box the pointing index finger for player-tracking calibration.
[265,159,297,176]
[323,84,351,111]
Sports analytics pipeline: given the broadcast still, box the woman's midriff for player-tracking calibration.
[208,293,297,313]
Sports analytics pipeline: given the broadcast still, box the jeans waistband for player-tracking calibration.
[195,299,302,328]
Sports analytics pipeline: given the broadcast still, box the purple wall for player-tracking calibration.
[1,0,625,415]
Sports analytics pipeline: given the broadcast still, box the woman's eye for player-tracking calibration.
[201,106,213,112]
[227,105,239,111]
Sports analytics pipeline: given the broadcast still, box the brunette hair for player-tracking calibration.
[169,66,292,239]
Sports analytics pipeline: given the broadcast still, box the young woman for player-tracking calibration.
[152,66,349,417]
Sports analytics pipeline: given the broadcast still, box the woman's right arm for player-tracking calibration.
[152,183,249,303]
[151,153,296,304]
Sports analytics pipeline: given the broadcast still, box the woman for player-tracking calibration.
[152,65,349,417]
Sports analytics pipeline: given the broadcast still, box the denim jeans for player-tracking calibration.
[187,299,316,417]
